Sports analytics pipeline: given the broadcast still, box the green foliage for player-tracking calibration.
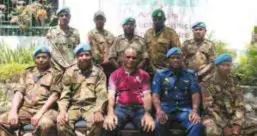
[234,44,257,85]
[0,44,34,80]
[0,63,31,81]
[215,40,236,57]
[0,44,34,64]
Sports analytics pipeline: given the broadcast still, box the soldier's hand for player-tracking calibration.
[93,111,104,124]
[31,112,43,127]
[141,112,155,132]
[103,114,118,131]
[57,112,68,125]
[156,109,168,124]
[188,111,201,124]
[232,125,241,135]
[8,111,19,126]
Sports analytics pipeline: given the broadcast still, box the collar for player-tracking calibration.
[94,28,108,35]
[153,26,166,37]
[120,67,138,75]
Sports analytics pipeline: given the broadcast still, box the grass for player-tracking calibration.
[0,44,34,81]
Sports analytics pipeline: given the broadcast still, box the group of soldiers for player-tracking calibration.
[0,6,255,136]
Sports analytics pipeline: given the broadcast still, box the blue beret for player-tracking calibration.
[33,46,50,57]
[166,47,182,58]
[123,17,135,25]
[215,53,232,65]
[73,43,91,56]
[56,7,70,16]
[192,21,206,29]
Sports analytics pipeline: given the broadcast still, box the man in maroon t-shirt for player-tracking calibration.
[102,47,155,136]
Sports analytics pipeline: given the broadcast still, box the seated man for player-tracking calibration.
[152,47,204,136]
[103,47,155,136]
[201,54,245,136]
[57,43,108,136]
[0,46,62,136]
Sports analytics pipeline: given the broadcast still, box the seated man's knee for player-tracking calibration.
[202,119,222,136]
[39,117,55,130]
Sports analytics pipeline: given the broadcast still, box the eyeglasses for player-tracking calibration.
[59,14,70,17]
[126,56,137,60]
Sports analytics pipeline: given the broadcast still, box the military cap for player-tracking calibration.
[73,43,91,56]
[33,46,51,57]
[152,8,166,19]
[166,47,182,58]
[215,53,232,65]
[192,21,206,29]
[122,17,135,25]
[56,7,70,16]
[94,10,106,20]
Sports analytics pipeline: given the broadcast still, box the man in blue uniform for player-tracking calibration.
[152,47,204,136]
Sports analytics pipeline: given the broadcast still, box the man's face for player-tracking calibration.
[193,27,206,40]
[77,51,92,68]
[94,16,105,29]
[123,22,135,35]
[168,54,183,69]
[123,49,137,69]
[217,62,232,75]
[34,53,50,70]
[153,16,165,30]
[58,12,70,26]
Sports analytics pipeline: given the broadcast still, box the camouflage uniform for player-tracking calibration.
[0,66,62,136]
[108,34,148,67]
[57,64,108,136]
[182,39,215,81]
[46,26,80,71]
[201,71,245,136]
[144,26,181,71]
[88,28,114,64]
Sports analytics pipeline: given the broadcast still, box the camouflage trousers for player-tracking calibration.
[203,117,257,136]
[57,107,103,136]
[0,107,58,136]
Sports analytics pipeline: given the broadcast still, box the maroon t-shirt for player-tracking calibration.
[108,67,150,105]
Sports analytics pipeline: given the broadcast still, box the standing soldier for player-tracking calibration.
[182,22,215,82]
[88,10,115,78]
[201,54,245,136]
[57,43,108,136]
[144,8,181,74]
[46,7,80,71]
[108,17,148,70]
[0,46,62,136]
[152,47,204,136]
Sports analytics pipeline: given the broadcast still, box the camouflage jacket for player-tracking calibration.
[46,26,80,70]
[14,66,62,111]
[88,28,114,64]
[58,64,108,113]
[144,26,181,70]
[201,71,245,127]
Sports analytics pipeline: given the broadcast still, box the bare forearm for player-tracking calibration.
[143,92,152,111]
[192,92,200,112]
[198,63,213,76]
[38,93,59,115]
[152,94,162,111]
[107,92,115,115]
[10,92,23,113]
